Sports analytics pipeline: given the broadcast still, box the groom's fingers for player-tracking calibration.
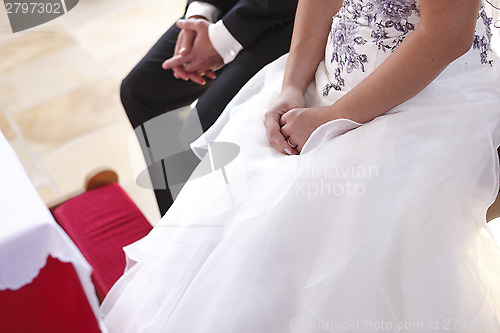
[176,29,196,56]
[174,30,182,56]
[204,70,217,79]
[187,72,206,85]
[176,19,204,33]
[162,55,188,70]
[172,66,206,85]
[173,66,192,80]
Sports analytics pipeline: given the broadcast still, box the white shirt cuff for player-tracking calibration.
[185,2,221,22]
[208,20,244,64]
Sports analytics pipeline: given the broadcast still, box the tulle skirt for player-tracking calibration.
[101,52,500,332]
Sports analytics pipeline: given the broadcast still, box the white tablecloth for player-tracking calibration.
[0,131,106,332]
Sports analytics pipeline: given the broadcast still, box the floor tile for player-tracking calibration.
[39,120,137,196]
[0,108,16,141]
[0,45,109,114]
[37,185,59,206]
[0,22,77,76]
[75,0,183,60]
[8,137,50,189]
[103,41,152,79]
[14,77,124,155]
[61,0,147,30]
[0,3,12,43]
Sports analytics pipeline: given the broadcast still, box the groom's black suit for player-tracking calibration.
[121,0,298,215]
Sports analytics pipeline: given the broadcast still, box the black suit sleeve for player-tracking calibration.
[186,0,298,49]
[222,0,298,48]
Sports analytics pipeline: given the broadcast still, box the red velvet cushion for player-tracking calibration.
[53,183,152,300]
[0,256,101,333]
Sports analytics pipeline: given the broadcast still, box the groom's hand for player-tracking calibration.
[163,18,223,85]
[171,31,207,84]
[168,16,215,85]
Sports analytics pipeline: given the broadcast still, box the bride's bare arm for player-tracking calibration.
[264,0,342,155]
[282,0,343,94]
[329,0,481,123]
[280,0,482,153]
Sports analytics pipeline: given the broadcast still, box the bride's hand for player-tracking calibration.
[279,106,334,153]
[264,88,305,155]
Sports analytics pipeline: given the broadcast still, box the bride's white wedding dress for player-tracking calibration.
[101,1,500,332]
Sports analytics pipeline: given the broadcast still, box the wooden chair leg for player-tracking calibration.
[85,168,119,191]
[486,148,500,223]
[487,190,500,222]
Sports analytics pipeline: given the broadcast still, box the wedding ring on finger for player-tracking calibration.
[287,137,297,149]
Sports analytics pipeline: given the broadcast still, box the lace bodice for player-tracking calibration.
[323,0,495,95]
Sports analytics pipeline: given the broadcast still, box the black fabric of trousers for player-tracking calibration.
[121,19,294,216]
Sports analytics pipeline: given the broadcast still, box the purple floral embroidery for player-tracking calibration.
[373,0,416,23]
[473,5,494,66]
[324,20,368,93]
[371,0,418,52]
[324,0,419,96]
[324,1,494,96]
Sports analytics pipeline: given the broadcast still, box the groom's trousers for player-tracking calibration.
[121,19,294,216]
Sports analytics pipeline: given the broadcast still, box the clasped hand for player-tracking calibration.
[264,89,334,155]
[162,18,224,85]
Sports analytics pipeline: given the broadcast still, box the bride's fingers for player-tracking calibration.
[265,117,290,154]
[279,108,296,127]
[280,123,290,139]
[282,133,300,155]
[279,121,300,154]
[279,114,287,127]
[265,108,301,155]
[273,126,298,155]
[272,131,293,155]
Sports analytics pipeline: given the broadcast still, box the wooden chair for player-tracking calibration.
[486,149,500,223]
[50,169,153,302]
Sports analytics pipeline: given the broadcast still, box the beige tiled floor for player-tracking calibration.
[0,0,188,224]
